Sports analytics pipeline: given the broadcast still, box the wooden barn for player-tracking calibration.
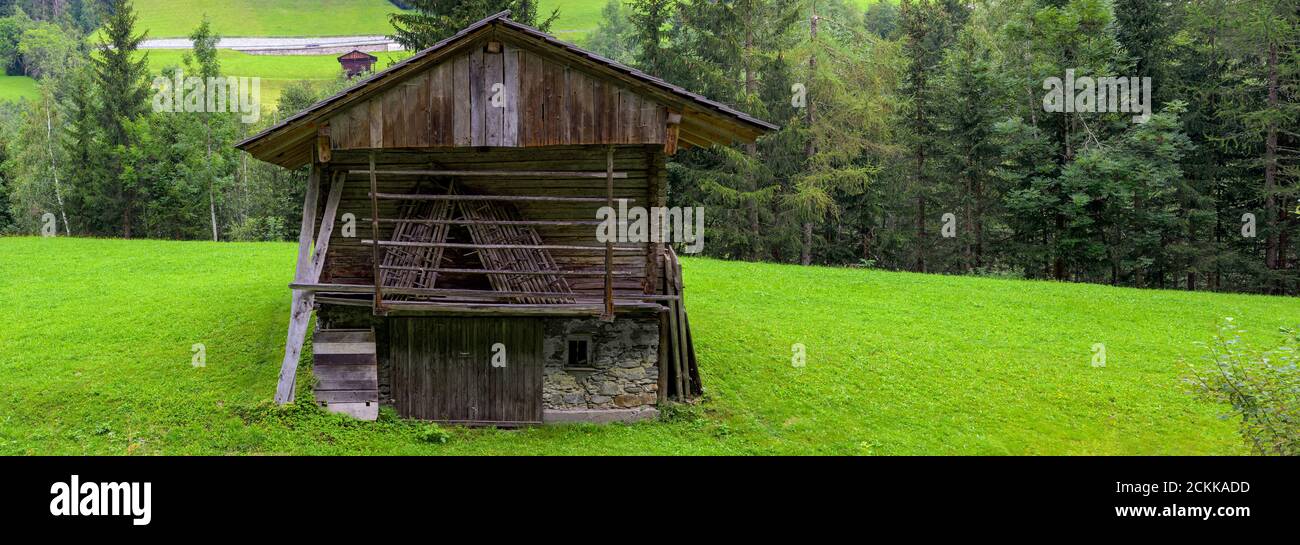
[236,11,776,425]
[337,50,379,78]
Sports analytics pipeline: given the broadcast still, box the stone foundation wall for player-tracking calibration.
[542,317,660,410]
[315,306,660,411]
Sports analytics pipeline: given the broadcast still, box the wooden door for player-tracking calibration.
[390,317,543,425]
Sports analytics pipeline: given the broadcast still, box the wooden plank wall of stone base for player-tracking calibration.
[313,329,380,420]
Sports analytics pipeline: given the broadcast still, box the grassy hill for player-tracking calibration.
[142,49,414,107]
[0,76,40,102]
[122,0,892,106]
[2,236,1294,455]
[132,0,402,37]
[130,1,889,40]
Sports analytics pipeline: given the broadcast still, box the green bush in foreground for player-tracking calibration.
[1186,319,1300,456]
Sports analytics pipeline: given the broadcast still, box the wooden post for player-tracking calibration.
[664,110,682,155]
[645,147,662,295]
[274,169,347,404]
[274,162,322,404]
[657,309,669,404]
[601,145,615,321]
[368,151,385,314]
[312,172,347,276]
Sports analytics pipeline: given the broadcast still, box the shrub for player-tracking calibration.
[416,423,451,444]
[226,216,288,242]
[1185,318,1300,455]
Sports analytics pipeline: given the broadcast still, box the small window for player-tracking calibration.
[565,336,593,369]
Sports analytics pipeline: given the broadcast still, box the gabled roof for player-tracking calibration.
[237,11,778,168]
[337,50,379,62]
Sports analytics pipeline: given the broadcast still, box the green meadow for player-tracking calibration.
[2,236,1293,455]
[0,76,40,103]
[130,1,892,40]
[131,0,402,37]
[142,49,414,107]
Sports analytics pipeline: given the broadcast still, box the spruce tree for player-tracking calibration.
[94,0,149,237]
[390,1,558,51]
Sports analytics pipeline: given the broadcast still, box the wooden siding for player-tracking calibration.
[389,317,543,423]
[316,145,664,298]
[327,40,668,150]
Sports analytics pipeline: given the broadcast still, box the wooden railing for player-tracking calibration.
[346,147,641,318]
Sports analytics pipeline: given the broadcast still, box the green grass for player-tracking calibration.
[132,0,402,38]
[2,236,1295,455]
[129,1,886,42]
[0,75,40,102]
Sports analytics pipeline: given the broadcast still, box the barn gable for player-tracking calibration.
[236,10,777,168]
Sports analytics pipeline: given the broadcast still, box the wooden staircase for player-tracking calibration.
[312,329,379,420]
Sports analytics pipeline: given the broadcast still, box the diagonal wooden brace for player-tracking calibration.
[275,167,346,404]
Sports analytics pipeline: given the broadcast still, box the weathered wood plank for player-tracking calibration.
[470,47,485,146]
[368,99,383,148]
[453,54,471,146]
[315,330,375,343]
[314,352,379,365]
[314,366,378,380]
[485,47,504,146]
[274,163,322,404]
[313,342,379,355]
[503,44,520,147]
[316,390,380,403]
[310,172,346,275]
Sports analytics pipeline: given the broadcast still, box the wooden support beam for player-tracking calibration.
[376,265,639,277]
[311,172,346,273]
[368,151,384,314]
[364,218,603,227]
[361,239,645,252]
[275,161,326,405]
[350,169,628,179]
[316,124,331,163]
[290,282,679,301]
[644,148,661,295]
[381,301,663,316]
[602,145,615,322]
[368,192,628,203]
[664,110,682,155]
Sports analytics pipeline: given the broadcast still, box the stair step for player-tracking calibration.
[313,329,378,421]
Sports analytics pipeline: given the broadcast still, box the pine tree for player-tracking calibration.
[94,0,149,237]
[627,0,676,81]
[897,0,962,272]
[390,1,558,51]
[934,17,1011,272]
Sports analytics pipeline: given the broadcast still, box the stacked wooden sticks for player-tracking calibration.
[378,182,455,299]
[459,198,575,304]
[376,183,575,304]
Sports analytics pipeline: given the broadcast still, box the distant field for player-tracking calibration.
[132,0,402,37]
[0,75,39,102]
[142,49,413,107]
[131,1,887,41]
[116,0,889,105]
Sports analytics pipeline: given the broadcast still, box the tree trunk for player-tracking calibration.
[801,222,813,265]
[800,5,818,266]
[1263,43,1279,279]
[45,103,70,236]
[208,119,219,241]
